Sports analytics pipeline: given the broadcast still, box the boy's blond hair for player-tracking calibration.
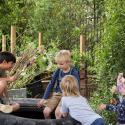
[55,50,71,63]
[60,75,80,97]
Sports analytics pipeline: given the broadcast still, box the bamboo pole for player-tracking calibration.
[11,26,16,55]
[79,35,88,97]
[38,32,44,53]
[39,32,42,47]
[80,35,86,53]
[2,35,6,51]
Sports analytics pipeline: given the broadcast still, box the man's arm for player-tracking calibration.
[0,80,7,97]
[0,76,16,82]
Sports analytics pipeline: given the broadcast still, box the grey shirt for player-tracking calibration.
[61,96,102,125]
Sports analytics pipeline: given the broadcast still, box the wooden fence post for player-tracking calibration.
[80,35,86,53]
[38,32,44,53]
[39,32,42,47]
[79,35,88,97]
[11,26,16,55]
[2,35,6,51]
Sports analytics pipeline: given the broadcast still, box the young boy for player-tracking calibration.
[37,50,80,119]
[0,51,20,112]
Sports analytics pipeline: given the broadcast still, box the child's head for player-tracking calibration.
[55,50,71,70]
[0,52,16,70]
[60,75,80,97]
[118,73,123,79]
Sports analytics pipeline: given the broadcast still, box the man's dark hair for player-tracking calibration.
[0,51,16,63]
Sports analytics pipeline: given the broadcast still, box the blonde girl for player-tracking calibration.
[60,75,105,125]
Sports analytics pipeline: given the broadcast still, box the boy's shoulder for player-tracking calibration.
[71,66,79,71]
[70,66,80,74]
[52,68,61,76]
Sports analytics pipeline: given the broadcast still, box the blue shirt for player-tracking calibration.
[106,99,125,124]
[42,67,80,99]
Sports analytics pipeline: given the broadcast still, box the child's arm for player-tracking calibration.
[60,98,69,118]
[61,112,68,118]
[98,104,106,111]
[37,70,59,107]
[42,69,59,99]
[98,103,117,112]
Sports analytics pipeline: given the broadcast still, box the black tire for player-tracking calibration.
[0,112,75,125]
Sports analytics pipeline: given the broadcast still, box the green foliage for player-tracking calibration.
[0,0,34,33]
[29,0,86,49]
[91,0,125,124]
[36,42,59,72]
[94,0,125,83]
[0,0,35,51]
[90,83,117,124]
[71,47,93,70]
[1,1,123,123]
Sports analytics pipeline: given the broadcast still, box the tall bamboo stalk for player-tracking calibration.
[80,35,86,53]
[2,35,6,51]
[11,26,16,55]
[38,32,44,53]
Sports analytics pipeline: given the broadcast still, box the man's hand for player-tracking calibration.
[7,75,17,82]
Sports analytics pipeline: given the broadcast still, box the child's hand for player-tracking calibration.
[37,99,46,108]
[98,104,106,111]
[110,85,117,94]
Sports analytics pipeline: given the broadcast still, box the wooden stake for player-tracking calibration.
[11,26,16,55]
[38,32,43,53]
[79,35,88,97]
[2,35,6,51]
[39,32,42,47]
[80,35,86,53]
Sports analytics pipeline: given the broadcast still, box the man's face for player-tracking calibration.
[0,61,14,70]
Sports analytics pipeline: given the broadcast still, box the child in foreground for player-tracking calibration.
[117,73,125,92]
[110,73,125,104]
[0,52,20,113]
[60,75,105,125]
[37,50,80,119]
[99,85,125,125]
